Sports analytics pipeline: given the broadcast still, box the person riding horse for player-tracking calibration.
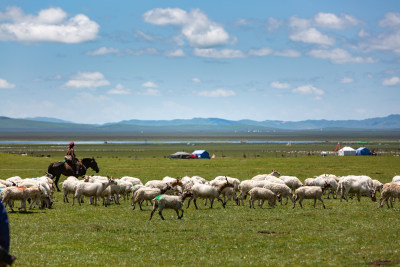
[65,142,80,176]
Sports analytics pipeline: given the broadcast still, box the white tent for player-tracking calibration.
[338,146,356,156]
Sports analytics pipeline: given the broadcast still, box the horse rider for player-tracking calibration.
[65,142,80,176]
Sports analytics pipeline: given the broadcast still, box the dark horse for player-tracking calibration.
[47,157,100,192]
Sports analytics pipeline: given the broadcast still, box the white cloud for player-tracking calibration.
[192,78,201,83]
[379,12,400,27]
[266,17,282,32]
[382,76,400,86]
[197,88,235,97]
[274,49,301,57]
[309,48,375,64]
[138,88,161,96]
[341,77,354,83]
[290,28,335,46]
[271,81,290,89]
[165,49,185,57]
[125,48,159,56]
[142,81,158,88]
[0,6,99,43]
[86,47,119,56]
[143,8,232,47]
[108,84,130,95]
[134,29,157,41]
[292,85,324,95]
[314,12,360,29]
[248,47,273,56]
[193,48,245,58]
[0,78,15,88]
[65,72,110,89]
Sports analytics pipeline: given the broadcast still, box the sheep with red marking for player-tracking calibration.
[1,186,43,212]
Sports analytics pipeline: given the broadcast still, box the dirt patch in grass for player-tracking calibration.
[88,225,103,231]
[258,231,288,235]
[369,260,392,266]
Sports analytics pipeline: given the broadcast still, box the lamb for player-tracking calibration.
[379,182,400,208]
[278,176,303,191]
[337,175,376,202]
[263,182,294,205]
[73,177,117,206]
[248,187,278,208]
[293,183,330,209]
[238,180,271,206]
[149,191,193,220]
[187,179,234,209]
[132,184,172,211]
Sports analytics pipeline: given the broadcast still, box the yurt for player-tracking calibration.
[191,150,210,159]
[338,146,356,156]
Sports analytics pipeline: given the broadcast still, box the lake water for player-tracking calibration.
[0,140,328,145]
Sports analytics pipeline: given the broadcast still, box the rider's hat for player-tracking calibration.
[69,142,75,147]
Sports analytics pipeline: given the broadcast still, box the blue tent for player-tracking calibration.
[356,147,370,156]
[192,150,210,159]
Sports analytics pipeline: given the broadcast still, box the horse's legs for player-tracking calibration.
[55,174,61,192]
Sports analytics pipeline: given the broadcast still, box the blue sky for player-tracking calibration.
[0,1,399,124]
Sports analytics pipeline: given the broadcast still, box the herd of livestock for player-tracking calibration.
[1,170,400,220]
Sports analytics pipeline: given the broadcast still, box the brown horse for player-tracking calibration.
[47,157,99,192]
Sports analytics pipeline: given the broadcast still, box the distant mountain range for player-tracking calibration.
[0,115,399,133]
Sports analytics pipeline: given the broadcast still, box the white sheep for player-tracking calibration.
[392,176,400,183]
[337,175,376,202]
[293,184,330,209]
[372,179,383,195]
[238,180,271,206]
[263,182,294,205]
[132,184,171,210]
[248,187,278,208]
[120,176,143,186]
[1,186,43,212]
[73,177,117,206]
[278,176,303,191]
[210,176,240,204]
[312,175,339,199]
[187,179,233,209]
[149,191,193,220]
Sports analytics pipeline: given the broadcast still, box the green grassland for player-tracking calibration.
[0,142,400,266]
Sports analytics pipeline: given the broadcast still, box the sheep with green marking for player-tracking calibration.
[149,191,193,220]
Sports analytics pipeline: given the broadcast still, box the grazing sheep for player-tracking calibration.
[149,191,193,220]
[278,176,303,191]
[251,170,280,181]
[263,182,294,205]
[337,175,376,202]
[248,187,278,208]
[372,179,383,195]
[73,177,117,206]
[379,182,400,208]
[304,178,315,186]
[132,184,172,211]
[210,176,240,204]
[187,179,233,209]
[293,183,330,209]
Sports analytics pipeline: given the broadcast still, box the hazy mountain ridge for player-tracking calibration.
[0,115,398,132]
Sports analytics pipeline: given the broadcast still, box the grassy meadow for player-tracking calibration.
[0,141,400,266]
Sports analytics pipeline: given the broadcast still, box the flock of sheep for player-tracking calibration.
[1,170,400,220]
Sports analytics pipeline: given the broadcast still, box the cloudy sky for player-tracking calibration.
[0,1,399,124]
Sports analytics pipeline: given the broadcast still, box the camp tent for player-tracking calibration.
[192,150,210,159]
[169,151,191,159]
[356,147,371,156]
[338,146,356,156]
